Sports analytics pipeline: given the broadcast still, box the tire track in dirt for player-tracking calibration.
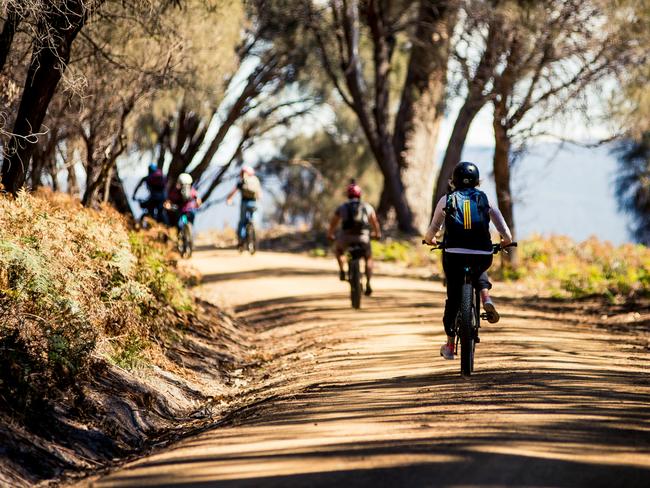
[88,250,650,487]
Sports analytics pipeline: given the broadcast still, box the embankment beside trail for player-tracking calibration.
[0,191,260,487]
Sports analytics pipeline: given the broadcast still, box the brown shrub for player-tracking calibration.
[0,190,193,414]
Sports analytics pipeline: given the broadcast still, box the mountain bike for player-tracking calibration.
[135,196,165,229]
[168,204,193,258]
[423,240,517,376]
[135,199,152,229]
[238,205,257,254]
[347,243,366,309]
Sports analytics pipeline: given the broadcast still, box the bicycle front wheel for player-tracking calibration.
[181,223,193,258]
[349,258,362,309]
[246,223,256,254]
[459,283,475,376]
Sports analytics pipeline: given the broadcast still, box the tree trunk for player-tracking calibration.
[493,104,517,266]
[364,0,416,234]
[167,106,209,186]
[432,98,485,206]
[377,139,415,234]
[189,57,277,184]
[1,0,90,194]
[431,11,505,215]
[392,0,456,232]
[67,163,79,198]
[106,167,133,216]
[0,7,21,72]
[29,128,59,190]
[376,182,392,223]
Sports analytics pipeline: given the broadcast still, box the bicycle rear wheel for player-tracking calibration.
[181,223,193,258]
[459,283,475,376]
[349,258,362,309]
[246,223,256,254]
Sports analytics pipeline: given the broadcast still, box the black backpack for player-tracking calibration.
[146,169,166,193]
[341,200,369,234]
[443,188,492,251]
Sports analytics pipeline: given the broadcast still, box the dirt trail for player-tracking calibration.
[88,249,650,487]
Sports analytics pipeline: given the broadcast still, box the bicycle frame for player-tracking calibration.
[422,240,517,376]
[177,213,189,229]
[347,243,366,309]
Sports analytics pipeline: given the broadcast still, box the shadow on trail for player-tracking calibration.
[201,268,332,284]
[103,456,649,487]
[99,278,650,487]
[105,364,650,487]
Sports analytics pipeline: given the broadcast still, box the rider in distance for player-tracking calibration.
[328,181,382,296]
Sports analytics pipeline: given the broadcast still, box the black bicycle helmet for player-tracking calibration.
[452,161,480,189]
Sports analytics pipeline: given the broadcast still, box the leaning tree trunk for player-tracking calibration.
[1,0,91,194]
[67,162,79,197]
[106,167,133,216]
[493,107,517,267]
[432,98,485,206]
[376,138,415,234]
[431,11,505,216]
[29,128,59,190]
[392,0,456,233]
[0,6,21,72]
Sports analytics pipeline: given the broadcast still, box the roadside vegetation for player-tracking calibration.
[510,236,650,300]
[310,235,650,301]
[0,190,193,414]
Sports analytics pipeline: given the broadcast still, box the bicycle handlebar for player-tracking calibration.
[421,240,518,254]
[491,242,518,254]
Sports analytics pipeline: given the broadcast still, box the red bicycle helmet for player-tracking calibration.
[347,183,362,199]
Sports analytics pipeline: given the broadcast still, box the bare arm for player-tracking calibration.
[489,205,513,244]
[225,186,238,205]
[369,209,381,239]
[424,196,447,244]
[327,213,341,241]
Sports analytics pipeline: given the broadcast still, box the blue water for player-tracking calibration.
[460,143,631,244]
[125,142,633,244]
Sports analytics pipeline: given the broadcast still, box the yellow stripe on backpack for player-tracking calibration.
[464,199,472,229]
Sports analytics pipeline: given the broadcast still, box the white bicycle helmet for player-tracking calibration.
[178,173,193,185]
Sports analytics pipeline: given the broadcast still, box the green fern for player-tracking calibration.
[0,240,53,297]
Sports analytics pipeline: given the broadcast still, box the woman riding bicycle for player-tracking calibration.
[165,173,201,226]
[424,162,512,360]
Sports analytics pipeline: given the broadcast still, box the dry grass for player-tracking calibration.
[506,234,650,299]
[0,190,194,412]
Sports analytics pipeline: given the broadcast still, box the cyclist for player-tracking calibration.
[132,163,167,223]
[226,166,262,249]
[327,181,381,296]
[424,162,512,360]
[165,173,201,226]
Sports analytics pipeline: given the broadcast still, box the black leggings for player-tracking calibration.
[442,252,493,338]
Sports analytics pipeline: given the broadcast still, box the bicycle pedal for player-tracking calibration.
[480,313,489,320]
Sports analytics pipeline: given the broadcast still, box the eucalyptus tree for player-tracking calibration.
[0,0,183,195]
[615,135,650,245]
[611,0,650,244]
[136,0,317,205]
[432,0,507,205]
[259,109,377,228]
[485,0,636,265]
[304,0,458,233]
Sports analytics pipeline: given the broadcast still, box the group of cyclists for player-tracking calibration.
[135,159,512,363]
[327,161,512,362]
[133,164,261,251]
[133,164,201,229]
